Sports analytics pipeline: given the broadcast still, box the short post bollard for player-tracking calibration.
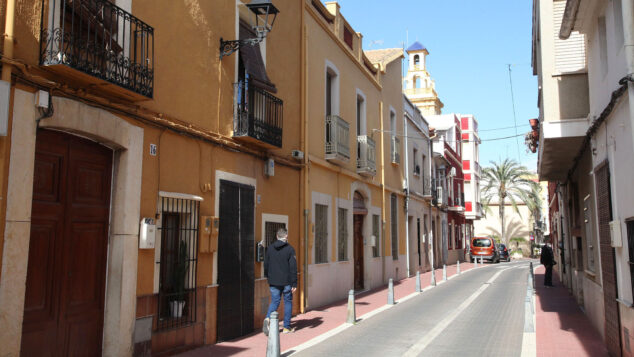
[457,260,461,274]
[266,312,280,357]
[442,264,447,281]
[388,278,395,305]
[347,289,356,324]
[480,256,484,265]
[430,268,437,286]
[474,257,478,267]
[416,271,421,292]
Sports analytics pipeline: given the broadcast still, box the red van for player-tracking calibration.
[470,236,500,263]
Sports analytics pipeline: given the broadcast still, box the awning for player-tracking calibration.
[239,24,277,93]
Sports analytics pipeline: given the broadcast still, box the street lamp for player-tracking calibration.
[219,0,280,59]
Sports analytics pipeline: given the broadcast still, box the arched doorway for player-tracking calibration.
[21,130,113,355]
[353,192,367,291]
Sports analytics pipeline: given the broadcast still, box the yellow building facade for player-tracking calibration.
[0,0,302,355]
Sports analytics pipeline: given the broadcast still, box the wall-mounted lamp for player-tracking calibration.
[219,0,280,60]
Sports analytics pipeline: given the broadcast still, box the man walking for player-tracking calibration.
[540,240,555,287]
[263,228,297,335]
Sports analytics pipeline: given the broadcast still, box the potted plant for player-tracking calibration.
[529,118,539,128]
[170,240,189,318]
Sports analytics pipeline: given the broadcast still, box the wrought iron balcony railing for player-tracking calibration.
[391,136,400,164]
[40,0,154,99]
[325,115,350,163]
[357,135,376,177]
[234,79,283,148]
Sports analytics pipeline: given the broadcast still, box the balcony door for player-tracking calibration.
[21,130,112,356]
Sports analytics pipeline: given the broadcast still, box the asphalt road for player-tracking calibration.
[290,260,532,357]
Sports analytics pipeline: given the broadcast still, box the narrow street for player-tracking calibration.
[291,261,530,357]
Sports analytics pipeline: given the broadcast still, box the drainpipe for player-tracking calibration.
[300,0,309,313]
[379,101,386,284]
[623,0,634,183]
[2,0,16,81]
[403,114,410,276]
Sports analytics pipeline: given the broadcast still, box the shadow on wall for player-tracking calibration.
[480,217,530,246]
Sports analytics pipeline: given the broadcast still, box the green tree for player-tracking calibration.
[481,158,539,245]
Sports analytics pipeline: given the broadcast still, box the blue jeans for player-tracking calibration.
[266,285,292,329]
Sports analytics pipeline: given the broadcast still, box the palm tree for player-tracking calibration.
[481,158,539,245]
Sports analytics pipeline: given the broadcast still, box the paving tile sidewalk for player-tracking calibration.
[534,266,608,357]
[176,261,480,357]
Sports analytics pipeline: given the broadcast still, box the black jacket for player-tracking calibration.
[540,245,555,266]
[264,240,297,288]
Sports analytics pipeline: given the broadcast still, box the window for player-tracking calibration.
[325,64,339,117]
[583,195,595,272]
[326,72,334,116]
[414,54,420,66]
[315,204,329,264]
[553,0,587,73]
[626,220,634,298]
[157,197,200,330]
[338,208,348,261]
[598,16,608,77]
[413,148,419,175]
[391,194,398,260]
[357,95,365,136]
[343,26,353,49]
[372,214,380,257]
[613,0,624,51]
[265,221,286,247]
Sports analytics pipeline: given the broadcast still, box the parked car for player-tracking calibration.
[498,243,510,262]
[470,236,499,263]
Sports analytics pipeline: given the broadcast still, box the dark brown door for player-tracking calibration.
[217,180,255,342]
[595,162,622,357]
[21,130,112,356]
[353,215,364,291]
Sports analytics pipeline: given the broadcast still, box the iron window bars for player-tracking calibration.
[157,197,199,331]
[40,0,154,98]
[234,77,283,148]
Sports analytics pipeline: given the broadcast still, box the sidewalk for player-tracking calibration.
[534,266,609,357]
[177,262,478,357]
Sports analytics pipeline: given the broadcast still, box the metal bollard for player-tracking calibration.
[442,264,447,281]
[474,256,478,267]
[480,256,484,265]
[388,278,395,305]
[266,312,280,357]
[347,289,356,324]
[416,271,421,292]
[430,268,436,286]
[457,260,461,274]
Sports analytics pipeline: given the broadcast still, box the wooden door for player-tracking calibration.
[217,180,255,342]
[21,130,112,356]
[353,215,364,291]
[595,162,622,356]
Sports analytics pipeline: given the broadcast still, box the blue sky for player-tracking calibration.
[333,0,538,170]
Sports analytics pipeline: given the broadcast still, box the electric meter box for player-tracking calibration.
[199,216,219,253]
[139,218,156,249]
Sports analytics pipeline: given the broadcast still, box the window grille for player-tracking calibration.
[157,197,199,330]
[315,204,328,264]
[391,194,398,260]
[265,221,286,247]
[338,208,348,261]
[372,214,380,258]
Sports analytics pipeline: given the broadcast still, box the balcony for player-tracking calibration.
[391,136,400,164]
[325,115,350,164]
[357,135,376,177]
[39,0,154,101]
[233,79,283,149]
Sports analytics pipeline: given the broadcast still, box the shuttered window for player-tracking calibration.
[553,0,587,73]
[372,214,380,257]
[338,208,348,261]
[315,204,328,264]
[391,194,398,260]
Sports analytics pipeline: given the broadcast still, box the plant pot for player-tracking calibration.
[531,130,539,139]
[529,118,539,128]
[169,300,186,318]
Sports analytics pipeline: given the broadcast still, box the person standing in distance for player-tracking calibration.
[263,228,297,335]
[540,239,555,287]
